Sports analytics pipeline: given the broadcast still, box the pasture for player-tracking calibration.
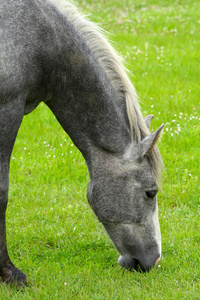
[1,0,199,298]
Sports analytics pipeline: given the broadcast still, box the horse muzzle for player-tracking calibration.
[118,254,161,272]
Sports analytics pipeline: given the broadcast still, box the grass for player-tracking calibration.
[1,0,200,298]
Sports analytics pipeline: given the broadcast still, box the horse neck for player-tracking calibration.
[48,46,132,168]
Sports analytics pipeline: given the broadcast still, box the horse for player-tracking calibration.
[0,0,164,285]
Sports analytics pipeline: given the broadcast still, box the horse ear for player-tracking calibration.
[139,124,164,157]
[144,114,154,129]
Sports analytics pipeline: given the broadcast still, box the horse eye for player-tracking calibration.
[145,190,158,199]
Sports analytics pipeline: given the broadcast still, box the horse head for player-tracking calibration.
[87,122,164,271]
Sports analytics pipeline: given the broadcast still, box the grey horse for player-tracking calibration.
[0,0,164,285]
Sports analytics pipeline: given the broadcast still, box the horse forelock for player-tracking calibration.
[48,0,163,184]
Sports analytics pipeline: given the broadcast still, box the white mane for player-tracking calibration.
[49,0,149,141]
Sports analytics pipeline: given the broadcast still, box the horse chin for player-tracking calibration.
[118,255,138,271]
[118,255,153,272]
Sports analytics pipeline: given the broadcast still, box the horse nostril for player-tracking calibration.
[145,189,158,199]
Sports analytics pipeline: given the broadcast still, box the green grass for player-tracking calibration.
[1,0,200,299]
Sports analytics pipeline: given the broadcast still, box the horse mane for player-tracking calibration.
[49,0,163,185]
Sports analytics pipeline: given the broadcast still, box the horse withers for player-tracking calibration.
[0,0,164,285]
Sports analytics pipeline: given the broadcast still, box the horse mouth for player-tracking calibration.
[118,255,160,272]
[118,255,140,271]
